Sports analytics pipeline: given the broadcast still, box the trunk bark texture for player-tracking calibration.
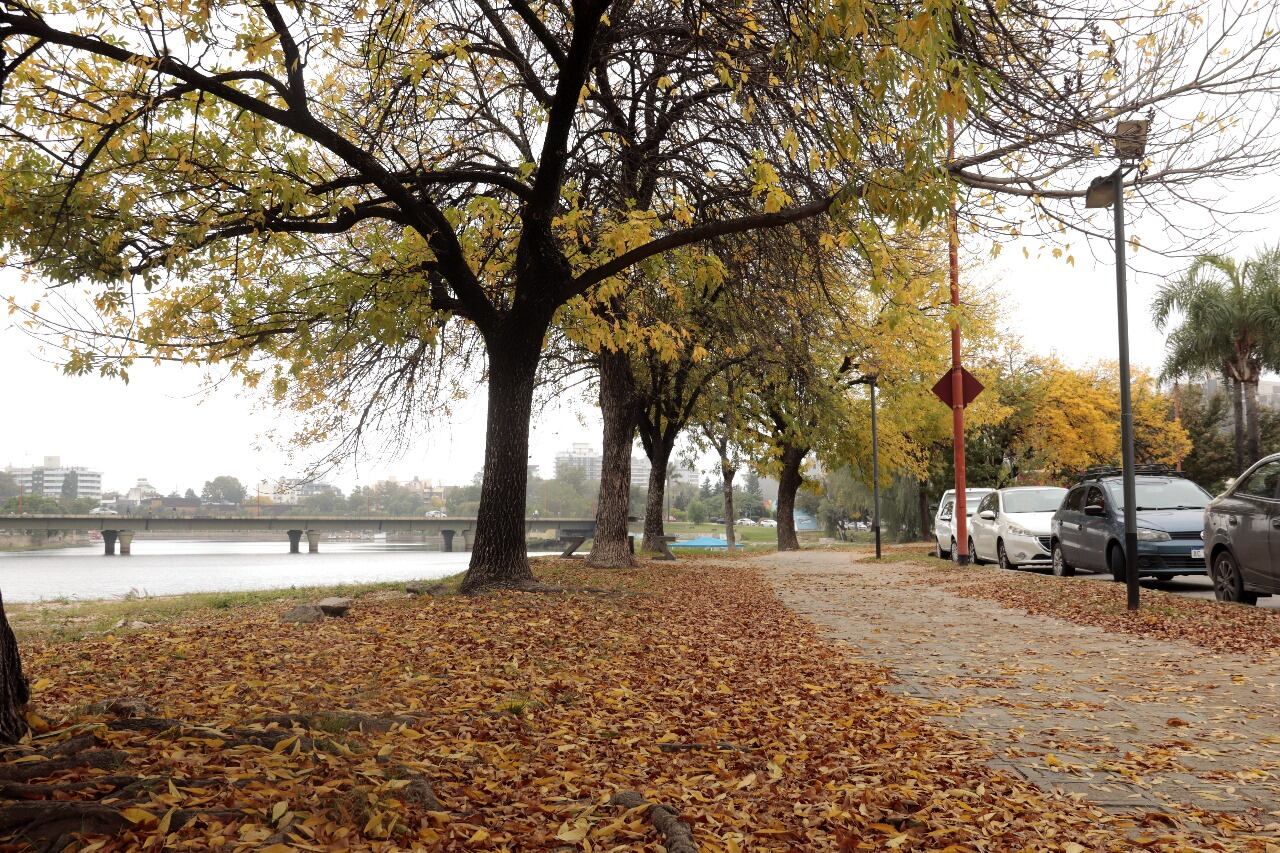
[1232,377,1246,475]
[918,479,931,541]
[721,463,737,550]
[775,443,807,551]
[0,592,29,744]
[460,329,544,593]
[588,351,639,568]
[642,446,671,553]
[1244,377,1262,466]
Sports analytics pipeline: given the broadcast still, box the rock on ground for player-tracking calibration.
[316,597,352,616]
[281,605,325,624]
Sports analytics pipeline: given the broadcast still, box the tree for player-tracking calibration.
[686,499,708,525]
[184,488,199,501]
[0,473,17,500]
[201,476,247,505]
[1153,249,1280,472]
[1175,383,1280,492]
[1,0,973,602]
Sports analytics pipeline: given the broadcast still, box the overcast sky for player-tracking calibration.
[3,184,1277,495]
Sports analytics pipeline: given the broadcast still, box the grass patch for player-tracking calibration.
[9,573,464,646]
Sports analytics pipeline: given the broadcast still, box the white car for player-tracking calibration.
[967,486,1068,569]
[734,517,757,526]
[89,506,119,516]
[933,488,995,559]
[757,518,778,527]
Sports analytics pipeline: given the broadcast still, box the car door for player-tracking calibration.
[1056,486,1085,562]
[936,498,954,550]
[1227,460,1280,589]
[1077,485,1110,570]
[972,493,998,559]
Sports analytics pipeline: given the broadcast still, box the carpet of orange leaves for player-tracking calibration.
[4,559,1268,850]
[914,558,1280,658]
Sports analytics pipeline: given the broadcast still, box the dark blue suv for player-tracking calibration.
[1050,468,1211,580]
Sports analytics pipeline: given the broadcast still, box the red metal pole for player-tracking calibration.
[948,117,970,565]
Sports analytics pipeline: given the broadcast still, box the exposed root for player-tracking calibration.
[0,800,243,853]
[0,750,127,783]
[610,790,698,853]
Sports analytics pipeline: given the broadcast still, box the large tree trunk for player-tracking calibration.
[721,462,737,550]
[0,592,30,744]
[918,479,931,541]
[589,351,639,568]
[1232,377,1246,475]
[642,445,671,553]
[775,443,807,551]
[460,329,544,593]
[1244,377,1262,466]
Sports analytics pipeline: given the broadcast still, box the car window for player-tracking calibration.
[1103,477,1211,510]
[1237,461,1280,500]
[978,493,997,513]
[939,499,954,521]
[1063,486,1084,512]
[1002,488,1069,513]
[1085,486,1105,511]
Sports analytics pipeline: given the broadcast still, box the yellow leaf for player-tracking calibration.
[555,820,589,843]
[29,678,52,692]
[272,800,288,821]
[272,735,298,753]
[120,808,156,824]
[469,828,491,843]
[1064,844,1086,853]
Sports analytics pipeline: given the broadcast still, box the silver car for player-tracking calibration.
[968,486,1068,570]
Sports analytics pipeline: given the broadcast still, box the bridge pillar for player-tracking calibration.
[103,530,117,556]
[307,530,320,553]
[440,530,455,552]
[287,529,303,554]
[117,530,134,556]
[462,529,470,551]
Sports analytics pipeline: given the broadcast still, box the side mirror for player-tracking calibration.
[1084,504,1106,517]
[979,510,997,520]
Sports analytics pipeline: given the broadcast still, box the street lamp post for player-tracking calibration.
[851,372,881,559]
[1086,118,1149,612]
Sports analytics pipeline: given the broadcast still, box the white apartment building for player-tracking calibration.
[5,456,103,500]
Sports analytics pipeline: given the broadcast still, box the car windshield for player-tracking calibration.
[1002,489,1067,513]
[1103,478,1210,510]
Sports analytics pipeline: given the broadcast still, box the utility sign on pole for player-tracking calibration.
[930,367,984,409]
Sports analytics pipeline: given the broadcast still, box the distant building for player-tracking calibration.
[5,456,103,500]
[257,478,343,505]
[554,443,603,481]
[1199,375,1280,409]
[630,455,652,486]
[400,476,444,503]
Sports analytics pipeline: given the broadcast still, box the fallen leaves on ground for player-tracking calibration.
[3,559,1268,850]
[904,553,1280,658]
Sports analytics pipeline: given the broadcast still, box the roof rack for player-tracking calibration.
[1081,464,1184,480]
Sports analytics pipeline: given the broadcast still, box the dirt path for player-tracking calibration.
[761,550,1280,821]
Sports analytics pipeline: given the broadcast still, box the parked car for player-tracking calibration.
[932,488,996,559]
[88,506,119,516]
[424,509,447,518]
[758,518,778,527]
[735,517,757,526]
[967,486,1068,570]
[1204,453,1280,605]
[1050,468,1211,580]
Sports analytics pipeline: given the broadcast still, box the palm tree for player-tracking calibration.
[1153,248,1280,473]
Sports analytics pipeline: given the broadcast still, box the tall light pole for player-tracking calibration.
[946,117,971,565]
[1085,118,1149,612]
[852,372,882,558]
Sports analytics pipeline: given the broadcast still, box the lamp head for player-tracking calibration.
[1085,174,1117,209]
[1113,119,1150,162]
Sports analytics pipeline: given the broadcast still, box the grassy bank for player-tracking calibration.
[8,575,463,646]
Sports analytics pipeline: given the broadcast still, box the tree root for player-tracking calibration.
[610,791,698,853]
[0,800,243,853]
[0,750,127,783]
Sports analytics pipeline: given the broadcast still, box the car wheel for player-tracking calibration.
[1051,542,1075,577]
[951,539,960,564]
[997,540,1016,571]
[969,538,987,566]
[936,540,950,559]
[1108,545,1128,583]
[1212,550,1258,605]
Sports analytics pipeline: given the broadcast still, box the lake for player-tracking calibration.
[0,539,540,603]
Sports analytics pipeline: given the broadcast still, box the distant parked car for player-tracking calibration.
[932,488,996,559]
[967,486,1068,570]
[1051,467,1210,580]
[1204,453,1280,605]
[424,509,447,518]
[735,517,757,526]
[88,506,119,516]
[758,518,778,527]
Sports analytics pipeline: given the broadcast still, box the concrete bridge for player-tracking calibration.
[0,515,597,556]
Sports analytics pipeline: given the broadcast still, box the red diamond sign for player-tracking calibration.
[931,367,984,408]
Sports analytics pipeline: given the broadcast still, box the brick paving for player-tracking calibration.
[761,550,1280,824]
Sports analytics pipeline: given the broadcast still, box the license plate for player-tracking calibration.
[1191,548,1204,560]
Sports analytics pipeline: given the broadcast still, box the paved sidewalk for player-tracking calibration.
[761,550,1280,824]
